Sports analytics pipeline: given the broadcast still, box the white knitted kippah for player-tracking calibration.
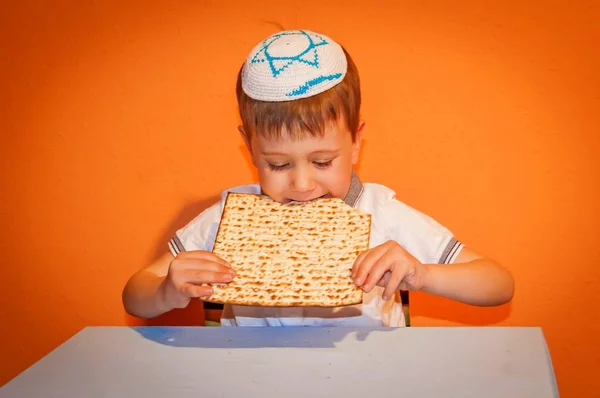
[241,30,348,102]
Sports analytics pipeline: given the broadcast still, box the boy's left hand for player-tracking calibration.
[351,240,427,300]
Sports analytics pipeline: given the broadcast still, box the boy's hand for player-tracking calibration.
[161,251,235,309]
[351,240,427,300]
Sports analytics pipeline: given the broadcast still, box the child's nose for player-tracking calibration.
[291,168,316,193]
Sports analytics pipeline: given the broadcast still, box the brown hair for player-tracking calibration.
[236,47,361,142]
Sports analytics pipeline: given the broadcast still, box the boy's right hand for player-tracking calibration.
[160,251,235,310]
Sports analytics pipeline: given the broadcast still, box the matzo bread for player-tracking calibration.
[205,192,371,307]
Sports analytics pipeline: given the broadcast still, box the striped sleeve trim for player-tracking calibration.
[438,238,464,264]
[168,234,185,256]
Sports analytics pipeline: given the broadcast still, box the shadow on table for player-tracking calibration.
[130,326,396,348]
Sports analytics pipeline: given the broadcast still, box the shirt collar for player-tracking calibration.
[343,170,364,207]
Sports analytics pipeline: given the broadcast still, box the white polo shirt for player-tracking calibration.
[168,174,463,327]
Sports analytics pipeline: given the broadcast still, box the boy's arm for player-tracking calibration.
[122,251,234,318]
[122,252,175,318]
[352,241,514,307]
[421,247,514,306]
[122,196,236,318]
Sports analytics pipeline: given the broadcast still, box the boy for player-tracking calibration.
[122,29,514,327]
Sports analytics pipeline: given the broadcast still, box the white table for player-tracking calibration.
[0,326,558,397]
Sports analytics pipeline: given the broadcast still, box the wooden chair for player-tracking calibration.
[399,290,411,327]
[203,302,223,327]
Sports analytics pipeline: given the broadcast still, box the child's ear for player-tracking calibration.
[238,125,257,166]
[238,125,251,150]
[351,121,365,165]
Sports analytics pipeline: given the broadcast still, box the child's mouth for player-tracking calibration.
[286,193,331,203]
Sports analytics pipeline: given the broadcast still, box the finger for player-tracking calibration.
[353,247,387,286]
[185,270,234,285]
[382,265,405,300]
[205,253,232,268]
[352,250,370,278]
[182,283,213,298]
[177,259,234,274]
[375,271,391,288]
[179,251,231,267]
[361,252,397,293]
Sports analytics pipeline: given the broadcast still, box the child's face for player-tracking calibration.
[242,120,363,204]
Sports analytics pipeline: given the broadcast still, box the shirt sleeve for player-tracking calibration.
[168,200,224,256]
[167,183,263,257]
[381,196,464,265]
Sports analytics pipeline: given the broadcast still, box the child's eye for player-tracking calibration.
[313,160,333,169]
[267,163,289,171]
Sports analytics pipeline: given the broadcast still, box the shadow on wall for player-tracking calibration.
[125,195,222,327]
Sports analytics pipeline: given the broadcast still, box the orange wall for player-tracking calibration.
[1,1,598,395]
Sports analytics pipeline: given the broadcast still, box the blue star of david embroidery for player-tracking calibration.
[250,30,343,98]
